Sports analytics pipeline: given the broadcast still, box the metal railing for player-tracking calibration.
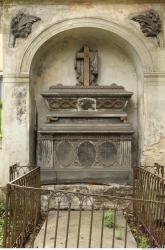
[140,163,165,179]
[9,164,36,182]
[36,191,165,248]
[133,166,165,247]
[3,164,165,248]
[3,167,41,248]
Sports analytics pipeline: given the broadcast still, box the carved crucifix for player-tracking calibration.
[75,45,98,87]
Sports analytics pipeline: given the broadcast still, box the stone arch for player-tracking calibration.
[18,17,153,74]
[20,17,153,167]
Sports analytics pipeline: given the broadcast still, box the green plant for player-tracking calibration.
[116,228,123,240]
[104,209,114,228]
[138,236,150,248]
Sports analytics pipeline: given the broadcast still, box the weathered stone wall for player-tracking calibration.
[1,0,165,184]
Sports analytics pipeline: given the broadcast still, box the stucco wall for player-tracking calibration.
[1,0,165,184]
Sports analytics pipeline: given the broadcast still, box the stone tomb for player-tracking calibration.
[37,46,134,184]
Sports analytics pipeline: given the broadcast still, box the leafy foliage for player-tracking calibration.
[104,209,114,228]
[138,236,150,248]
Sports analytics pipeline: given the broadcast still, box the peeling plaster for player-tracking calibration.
[143,137,165,166]
[12,86,27,124]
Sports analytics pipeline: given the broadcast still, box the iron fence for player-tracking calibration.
[35,191,165,248]
[3,167,41,248]
[3,164,165,248]
[133,166,165,247]
[9,164,36,182]
[140,163,165,179]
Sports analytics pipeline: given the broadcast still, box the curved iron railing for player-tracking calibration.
[3,165,165,248]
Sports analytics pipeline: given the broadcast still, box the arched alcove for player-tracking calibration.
[30,27,138,164]
[21,17,153,174]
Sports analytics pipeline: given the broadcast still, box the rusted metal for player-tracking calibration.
[112,208,117,248]
[100,208,105,248]
[133,166,165,247]
[77,204,82,248]
[65,202,71,248]
[9,164,35,181]
[88,204,94,248]
[53,201,60,248]
[3,164,165,248]
[3,167,41,248]
[124,212,128,248]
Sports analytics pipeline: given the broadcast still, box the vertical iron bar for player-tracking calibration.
[77,204,82,248]
[124,213,128,248]
[65,202,71,248]
[3,184,10,248]
[88,204,94,248]
[31,191,41,248]
[112,208,117,248]
[100,208,105,248]
[43,199,50,248]
[54,201,60,248]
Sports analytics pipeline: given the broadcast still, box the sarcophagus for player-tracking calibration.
[37,83,134,185]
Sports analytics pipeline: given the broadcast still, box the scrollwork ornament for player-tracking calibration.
[9,11,41,48]
[131,9,162,46]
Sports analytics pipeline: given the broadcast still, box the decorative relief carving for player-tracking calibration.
[77,98,96,111]
[9,11,41,47]
[97,99,126,109]
[131,9,161,46]
[46,97,127,110]
[46,98,77,109]
[38,136,132,169]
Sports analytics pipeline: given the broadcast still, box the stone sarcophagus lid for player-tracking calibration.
[37,83,134,185]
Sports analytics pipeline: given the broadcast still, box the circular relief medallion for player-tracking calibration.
[98,141,117,167]
[56,141,75,167]
[78,141,96,167]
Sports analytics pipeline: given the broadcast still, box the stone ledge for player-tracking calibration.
[41,184,133,211]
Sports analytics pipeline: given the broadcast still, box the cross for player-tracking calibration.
[76,45,90,87]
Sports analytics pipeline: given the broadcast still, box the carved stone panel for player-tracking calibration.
[78,141,96,167]
[98,141,117,167]
[37,134,132,170]
[56,141,75,168]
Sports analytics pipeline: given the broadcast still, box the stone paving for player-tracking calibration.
[34,210,137,248]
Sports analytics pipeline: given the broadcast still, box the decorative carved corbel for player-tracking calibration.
[131,9,161,46]
[9,11,41,48]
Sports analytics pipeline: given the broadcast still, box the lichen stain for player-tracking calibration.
[143,137,165,166]
[12,87,27,124]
